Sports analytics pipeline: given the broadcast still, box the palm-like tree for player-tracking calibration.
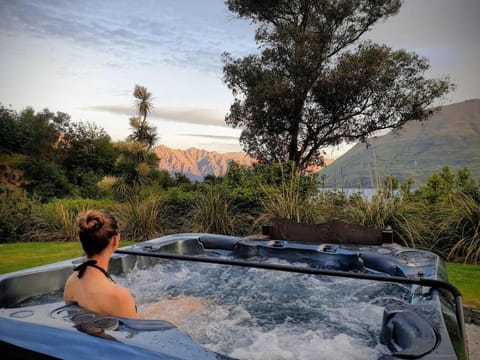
[130,85,159,151]
[133,85,153,125]
[128,116,158,151]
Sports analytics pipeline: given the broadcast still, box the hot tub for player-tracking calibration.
[0,233,468,359]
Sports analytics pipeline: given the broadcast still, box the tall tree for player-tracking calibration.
[0,105,21,154]
[129,84,159,151]
[16,108,69,160]
[110,85,160,198]
[223,0,454,169]
[58,121,118,197]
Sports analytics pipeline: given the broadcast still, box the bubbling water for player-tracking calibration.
[118,259,403,360]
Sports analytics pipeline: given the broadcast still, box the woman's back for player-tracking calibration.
[63,210,137,318]
[64,266,137,318]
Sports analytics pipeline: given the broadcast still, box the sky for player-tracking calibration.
[1,0,479,157]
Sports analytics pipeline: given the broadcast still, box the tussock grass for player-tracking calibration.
[444,193,480,264]
[344,190,432,248]
[29,202,86,242]
[258,164,319,224]
[25,199,114,242]
[191,186,235,235]
[310,190,349,223]
[114,194,165,241]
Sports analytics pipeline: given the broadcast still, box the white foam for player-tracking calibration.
[229,328,383,360]
[117,260,393,359]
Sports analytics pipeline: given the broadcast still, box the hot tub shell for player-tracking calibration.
[0,233,468,359]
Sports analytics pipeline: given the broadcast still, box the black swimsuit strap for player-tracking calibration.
[74,260,116,283]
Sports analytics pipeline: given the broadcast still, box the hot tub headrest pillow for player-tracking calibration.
[266,218,383,245]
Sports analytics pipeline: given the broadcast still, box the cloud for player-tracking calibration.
[181,134,239,141]
[88,104,226,127]
[0,0,256,73]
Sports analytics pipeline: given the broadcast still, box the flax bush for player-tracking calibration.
[114,194,165,241]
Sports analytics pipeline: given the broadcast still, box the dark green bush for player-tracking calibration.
[0,187,37,243]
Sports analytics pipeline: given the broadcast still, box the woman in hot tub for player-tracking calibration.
[63,210,138,318]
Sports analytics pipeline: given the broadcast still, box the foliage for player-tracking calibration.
[223,0,454,169]
[20,157,72,202]
[0,104,125,201]
[344,190,432,248]
[160,188,196,233]
[59,121,119,197]
[114,194,166,241]
[111,85,161,197]
[310,189,350,224]
[0,98,165,202]
[128,116,159,152]
[128,85,158,151]
[27,199,114,242]
[442,193,480,264]
[151,170,177,189]
[223,161,318,209]
[414,166,479,203]
[1,102,479,265]
[0,105,21,154]
[258,163,320,224]
[191,185,235,235]
[0,107,73,200]
[409,167,480,263]
[0,154,28,190]
[113,141,160,194]
[16,107,70,159]
[0,187,38,243]
[35,202,80,242]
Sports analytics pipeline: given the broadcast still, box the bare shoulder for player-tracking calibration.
[113,284,134,299]
[63,273,76,301]
[103,284,138,318]
[64,272,75,285]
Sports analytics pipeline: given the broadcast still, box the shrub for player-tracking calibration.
[0,187,37,243]
[20,158,73,202]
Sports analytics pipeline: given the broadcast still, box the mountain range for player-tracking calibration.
[155,145,335,181]
[154,145,255,181]
[318,99,480,187]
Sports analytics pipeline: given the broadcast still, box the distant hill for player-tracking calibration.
[319,99,480,188]
[154,145,255,181]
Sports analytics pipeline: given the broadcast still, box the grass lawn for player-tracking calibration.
[0,241,135,274]
[446,262,480,308]
[0,242,478,309]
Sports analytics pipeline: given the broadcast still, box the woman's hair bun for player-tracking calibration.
[79,211,104,233]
